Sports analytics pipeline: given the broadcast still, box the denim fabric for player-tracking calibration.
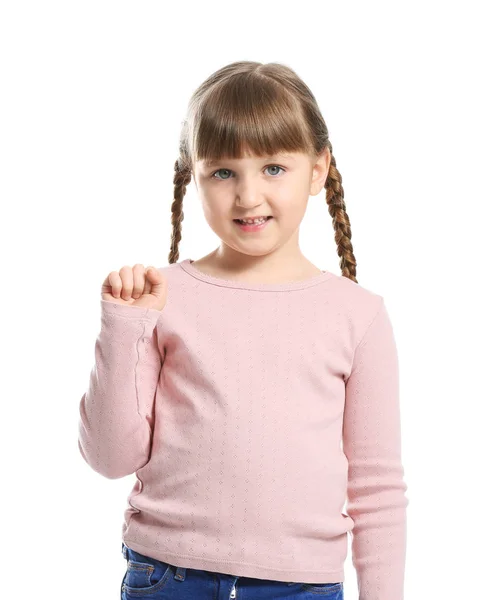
[121,543,344,599]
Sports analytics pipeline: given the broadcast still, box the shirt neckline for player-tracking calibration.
[178,258,335,292]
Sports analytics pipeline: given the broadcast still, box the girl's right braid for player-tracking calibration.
[169,158,191,264]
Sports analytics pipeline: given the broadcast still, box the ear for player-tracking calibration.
[192,166,198,191]
[309,147,331,196]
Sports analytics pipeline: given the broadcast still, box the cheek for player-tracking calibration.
[200,198,231,226]
[273,193,307,222]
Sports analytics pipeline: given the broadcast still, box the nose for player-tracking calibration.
[235,177,265,210]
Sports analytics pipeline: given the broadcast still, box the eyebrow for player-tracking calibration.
[202,154,295,167]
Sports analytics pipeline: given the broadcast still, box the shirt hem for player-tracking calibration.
[122,537,345,583]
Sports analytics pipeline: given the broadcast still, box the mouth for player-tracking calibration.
[233,216,273,231]
[233,216,273,224]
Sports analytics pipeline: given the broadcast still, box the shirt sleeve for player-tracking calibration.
[78,299,164,479]
[343,297,409,600]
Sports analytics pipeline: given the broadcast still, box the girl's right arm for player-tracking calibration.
[77,265,167,479]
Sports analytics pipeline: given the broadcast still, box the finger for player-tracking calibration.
[107,271,122,298]
[143,266,154,295]
[132,264,146,299]
[145,267,167,302]
[119,266,134,300]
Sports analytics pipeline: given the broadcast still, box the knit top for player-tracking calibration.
[77,258,409,599]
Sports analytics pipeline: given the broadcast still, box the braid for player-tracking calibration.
[324,142,358,283]
[168,158,191,264]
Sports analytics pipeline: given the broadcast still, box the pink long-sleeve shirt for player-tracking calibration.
[78,258,408,599]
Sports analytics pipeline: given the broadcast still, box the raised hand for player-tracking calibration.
[101,264,167,312]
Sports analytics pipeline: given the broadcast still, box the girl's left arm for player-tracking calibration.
[343,297,409,600]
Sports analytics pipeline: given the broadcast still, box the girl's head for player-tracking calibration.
[171,61,358,283]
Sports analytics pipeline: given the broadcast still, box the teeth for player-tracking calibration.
[239,217,267,224]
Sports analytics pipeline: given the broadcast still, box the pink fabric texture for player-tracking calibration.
[78,258,408,598]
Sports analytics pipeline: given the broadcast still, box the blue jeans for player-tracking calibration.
[121,542,344,599]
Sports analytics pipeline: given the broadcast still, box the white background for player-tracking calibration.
[1,1,498,598]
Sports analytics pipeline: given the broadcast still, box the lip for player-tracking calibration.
[233,216,271,220]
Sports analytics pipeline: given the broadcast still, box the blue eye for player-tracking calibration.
[211,165,286,180]
[265,165,285,177]
[212,168,232,180]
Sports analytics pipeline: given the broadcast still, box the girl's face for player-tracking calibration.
[192,148,330,258]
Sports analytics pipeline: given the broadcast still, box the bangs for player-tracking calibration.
[188,74,315,166]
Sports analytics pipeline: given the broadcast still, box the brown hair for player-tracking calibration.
[170,60,358,283]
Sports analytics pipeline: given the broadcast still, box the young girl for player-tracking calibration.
[78,60,408,600]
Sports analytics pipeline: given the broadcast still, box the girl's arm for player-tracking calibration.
[343,297,409,600]
[77,299,164,479]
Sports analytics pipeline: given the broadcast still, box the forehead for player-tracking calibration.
[199,153,299,167]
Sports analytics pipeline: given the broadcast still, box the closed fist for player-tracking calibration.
[101,264,167,312]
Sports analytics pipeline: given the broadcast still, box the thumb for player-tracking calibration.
[145,267,167,297]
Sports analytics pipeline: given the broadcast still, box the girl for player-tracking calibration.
[78,60,409,600]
